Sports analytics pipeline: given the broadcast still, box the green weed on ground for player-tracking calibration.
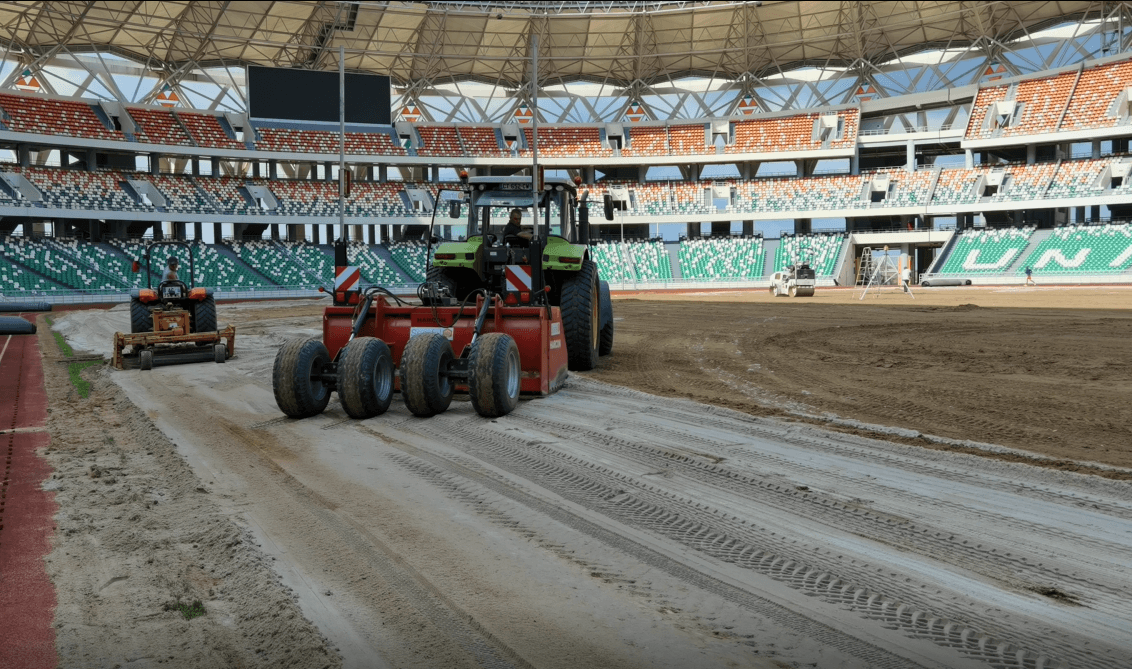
[165,599,206,620]
[52,331,73,357]
[68,360,102,398]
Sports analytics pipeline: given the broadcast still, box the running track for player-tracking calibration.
[0,314,56,669]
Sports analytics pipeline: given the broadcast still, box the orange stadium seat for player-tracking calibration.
[178,112,244,150]
[128,107,193,146]
[0,92,123,141]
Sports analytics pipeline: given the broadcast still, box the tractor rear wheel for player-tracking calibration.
[598,281,614,356]
[468,333,520,418]
[400,333,454,417]
[339,337,394,419]
[560,258,600,371]
[138,349,154,371]
[273,338,332,418]
[194,296,217,333]
[130,298,151,334]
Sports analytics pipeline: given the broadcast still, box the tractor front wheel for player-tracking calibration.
[339,337,394,419]
[138,349,154,371]
[273,338,332,418]
[560,258,600,371]
[213,343,227,363]
[400,333,454,417]
[468,333,520,418]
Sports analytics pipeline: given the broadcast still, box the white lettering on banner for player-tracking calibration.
[1035,248,1090,269]
[962,249,1018,271]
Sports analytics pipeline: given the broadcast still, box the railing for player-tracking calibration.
[859,124,955,136]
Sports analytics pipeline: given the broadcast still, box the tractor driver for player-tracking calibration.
[162,256,180,283]
[502,208,533,242]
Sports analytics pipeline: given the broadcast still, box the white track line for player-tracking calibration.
[0,333,11,367]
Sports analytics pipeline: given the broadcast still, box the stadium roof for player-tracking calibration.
[0,1,1100,87]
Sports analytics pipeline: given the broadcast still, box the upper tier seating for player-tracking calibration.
[520,127,612,158]
[128,107,193,146]
[1018,223,1132,274]
[965,86,1010,140]
[1061,58,1132,132]
[668,124,713,155]
[347,242,404,286]
[416,126,463,157]
[863,168,936,208]
[679,236,765,280]
[936,227,1035,274]
[178,112,243,150]
[774,233,845,276]
[388,240,430,282]
[0,93,123,141]
[261,179,339,217]
[458,127,506,157]
[620,126,669,158]
[348,182,411,218]
[728,113,821,154]
[967,73,1076,139]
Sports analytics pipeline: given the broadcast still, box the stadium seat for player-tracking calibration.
[679,236,765,280]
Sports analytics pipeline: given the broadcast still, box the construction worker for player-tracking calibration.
[901,265,911,292]
[1025,266,1036,286]
[163,256,180,283]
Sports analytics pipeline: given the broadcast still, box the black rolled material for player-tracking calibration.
[0,316,36,335]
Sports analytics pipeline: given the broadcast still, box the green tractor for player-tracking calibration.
[424,175,615,370]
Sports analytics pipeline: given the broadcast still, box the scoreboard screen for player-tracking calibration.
[247,65,391,125]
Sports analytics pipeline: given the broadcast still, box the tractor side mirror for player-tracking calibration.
[603,193,614,221]
[131,260,140,273]
[430,235,439,245]
[449,201,461,219]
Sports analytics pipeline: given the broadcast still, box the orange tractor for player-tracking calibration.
[272,175,614,420]
[112,241,234,370]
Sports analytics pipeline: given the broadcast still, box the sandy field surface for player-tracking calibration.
[37,285,1132,669]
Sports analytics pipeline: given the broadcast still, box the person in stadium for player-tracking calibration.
[163,256,180,283]
[502,207,533,241]
[1025,265,1036,286]
[901,265,912,292]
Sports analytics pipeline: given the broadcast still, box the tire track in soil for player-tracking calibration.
[402,416,1126,669]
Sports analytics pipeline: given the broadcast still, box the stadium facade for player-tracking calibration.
[1,1,1132,301]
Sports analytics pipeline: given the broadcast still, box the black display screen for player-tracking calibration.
[247,65,391,125]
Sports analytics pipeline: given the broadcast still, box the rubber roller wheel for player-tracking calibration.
[273,338,332,418]
[399,333,454,417]
[468,333,520,418]
[338,337,394,419]
[213,343,227,364]
[138,349,154,371]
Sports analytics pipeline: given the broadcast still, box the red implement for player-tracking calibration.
[323,294,568,395]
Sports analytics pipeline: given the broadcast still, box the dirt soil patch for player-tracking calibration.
[36,317,342,669]
[586,285,1132,471]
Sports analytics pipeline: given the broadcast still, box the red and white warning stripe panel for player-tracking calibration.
[505,265,532,292]
[334,266,360,292]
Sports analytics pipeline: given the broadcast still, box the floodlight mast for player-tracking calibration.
[338,44,346,243]
[531,34,540,241]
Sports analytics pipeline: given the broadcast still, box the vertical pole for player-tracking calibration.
[339,44,346,242]
[531,34,540,239]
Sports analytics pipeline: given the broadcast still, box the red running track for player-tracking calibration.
[0,315,57,669]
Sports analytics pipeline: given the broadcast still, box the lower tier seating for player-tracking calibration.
[936,227,1035,274]
[1019,224,1132,274]
[774,233,845,275]
[679,236,764,280]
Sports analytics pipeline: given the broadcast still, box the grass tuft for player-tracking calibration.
[52,331,73,357]
[68,360,102,398]
[165,599,206,620]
